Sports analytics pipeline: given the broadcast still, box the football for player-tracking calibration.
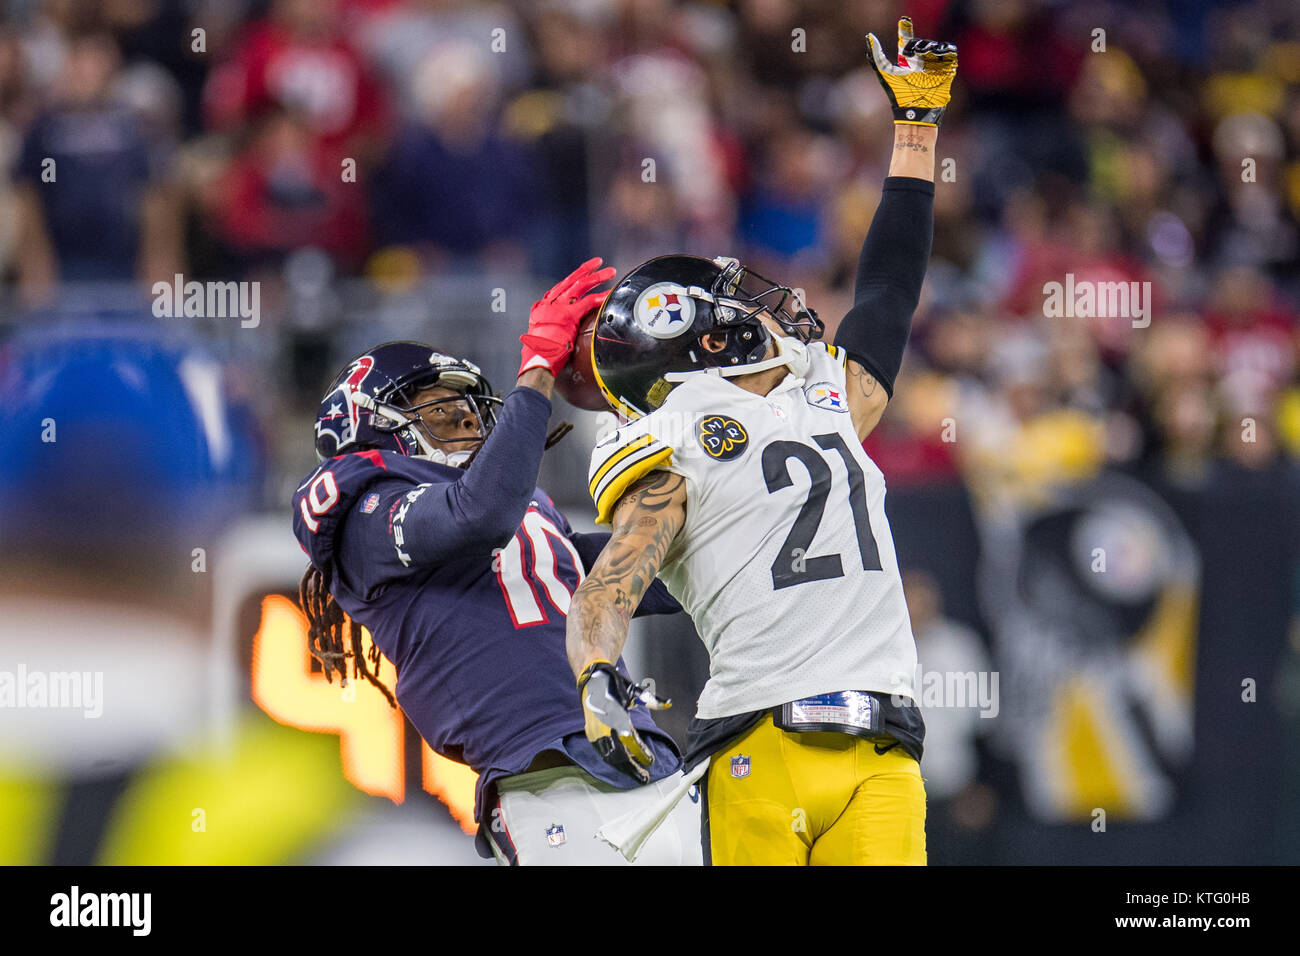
[554,307,609,411]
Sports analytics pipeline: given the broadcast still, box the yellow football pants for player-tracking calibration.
[703,713,927,865]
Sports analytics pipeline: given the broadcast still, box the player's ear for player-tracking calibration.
[700,331,728,353]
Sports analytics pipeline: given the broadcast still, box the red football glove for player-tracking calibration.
[519,257,616,378]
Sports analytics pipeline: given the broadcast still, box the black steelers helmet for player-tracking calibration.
[591,255,823,419]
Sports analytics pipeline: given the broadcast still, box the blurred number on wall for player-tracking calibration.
[250,595,477,832]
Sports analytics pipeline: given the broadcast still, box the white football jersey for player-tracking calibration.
[588,343,918,719]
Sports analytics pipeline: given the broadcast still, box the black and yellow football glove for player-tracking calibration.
[867,17,958,127]
[577,660,670,785]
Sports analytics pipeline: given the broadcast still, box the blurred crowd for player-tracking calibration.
[0,0,1296,502]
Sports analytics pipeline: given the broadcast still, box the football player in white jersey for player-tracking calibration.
[565,19,957,864]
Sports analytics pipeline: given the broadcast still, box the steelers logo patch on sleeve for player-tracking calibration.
[805,381,849,412]
[697,415,748,460]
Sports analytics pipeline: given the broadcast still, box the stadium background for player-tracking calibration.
[0,0,1298,864]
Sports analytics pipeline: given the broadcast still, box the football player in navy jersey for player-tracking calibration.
[291,259,701,865]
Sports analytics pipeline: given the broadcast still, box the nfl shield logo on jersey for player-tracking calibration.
[730,755,751,779]
[360,492,381,514]
[545,823,566,847]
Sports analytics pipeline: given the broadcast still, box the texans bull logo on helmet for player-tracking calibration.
[314,355,376,456]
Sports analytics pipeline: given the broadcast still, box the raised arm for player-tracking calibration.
[394,259,615,564]
[566,469,686,782]
[395,383,555,564]
[839,18,956,440]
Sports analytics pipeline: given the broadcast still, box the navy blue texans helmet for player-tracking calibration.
[313,341,502,466]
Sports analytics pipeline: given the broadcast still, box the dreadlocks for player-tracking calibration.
[545,421,573,449]
[298,562,396,707]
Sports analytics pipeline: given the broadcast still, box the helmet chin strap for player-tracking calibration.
[413,447,475,468]
[664,333,811,383]
[406,418,477,467]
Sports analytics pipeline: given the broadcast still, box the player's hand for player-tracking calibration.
[519,257,616,378]
[577,660,670,785]
[866,17,958,127]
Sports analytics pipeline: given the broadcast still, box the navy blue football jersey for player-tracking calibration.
[291,442,682,835]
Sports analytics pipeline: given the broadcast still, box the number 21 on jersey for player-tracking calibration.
[763,432,882,590]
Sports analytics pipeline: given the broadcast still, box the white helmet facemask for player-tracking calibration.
[363,395,480,468]
[404,412,481,468]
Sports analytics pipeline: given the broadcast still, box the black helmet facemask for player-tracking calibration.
[709,257,824,343]
[665,257,825,384]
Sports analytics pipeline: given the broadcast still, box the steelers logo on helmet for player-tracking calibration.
[634,282,696,339]
[697,414,748,461]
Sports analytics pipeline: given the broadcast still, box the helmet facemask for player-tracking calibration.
[368,378,502,468]
[708,257,824,344]
[666,258,824,383]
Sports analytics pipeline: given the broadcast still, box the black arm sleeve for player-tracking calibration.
[833,176,935,397]
[568,531,683,617]
[401,385,554,565]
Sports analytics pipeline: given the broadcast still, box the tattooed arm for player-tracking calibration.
[567,470,687,679]
[888,123,937,181]
[845,360,889,440]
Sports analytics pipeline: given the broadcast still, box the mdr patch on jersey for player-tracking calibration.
[586,343,919,719]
